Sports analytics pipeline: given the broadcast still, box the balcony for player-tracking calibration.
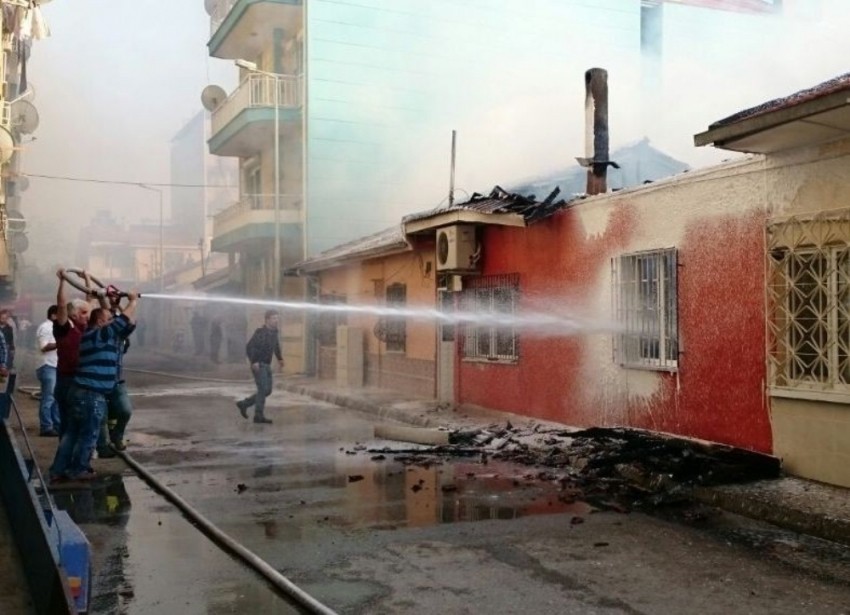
[208,0,303,60]
[208,73,302,157]
[212,194,303,253]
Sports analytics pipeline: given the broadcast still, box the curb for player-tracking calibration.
[283,384,440,428]
[285,383,850,548]
[692,486,850,548]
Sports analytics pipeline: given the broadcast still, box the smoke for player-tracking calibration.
[19,0,850,270]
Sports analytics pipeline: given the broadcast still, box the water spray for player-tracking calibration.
[142,292,622,337]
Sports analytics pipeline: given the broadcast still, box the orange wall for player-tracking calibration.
[317,246,437,362]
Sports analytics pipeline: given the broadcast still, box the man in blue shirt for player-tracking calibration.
[49,292,139,482]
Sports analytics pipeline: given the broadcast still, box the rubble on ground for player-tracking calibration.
[359,422,781,511]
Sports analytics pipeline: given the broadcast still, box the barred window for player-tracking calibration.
[316,294,346,347]
[613,249,678,370]
[385,283,406,353]
[462,274,519,362]
[767,211,850,392]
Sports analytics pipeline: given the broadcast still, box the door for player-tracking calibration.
[437,290,455,403]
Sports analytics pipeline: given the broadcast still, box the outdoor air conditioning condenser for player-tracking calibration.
[436,224,477,272]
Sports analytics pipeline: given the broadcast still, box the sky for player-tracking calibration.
[20,0,850,268]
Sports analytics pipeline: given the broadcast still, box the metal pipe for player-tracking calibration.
[448,130,456,207]
[119,450,338,615]
[274,74,281,298]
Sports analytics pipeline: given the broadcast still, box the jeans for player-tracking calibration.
[49,386,107,479]
[36,365,60,433]
[97,382,133,450]
[55,374,74,438]
[240,364,272,419]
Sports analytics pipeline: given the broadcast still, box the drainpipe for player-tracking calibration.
[581,68,619,196]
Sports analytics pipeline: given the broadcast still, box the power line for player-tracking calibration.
[23,173,236,189]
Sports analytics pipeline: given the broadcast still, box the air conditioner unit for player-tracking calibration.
[436,224,477,272]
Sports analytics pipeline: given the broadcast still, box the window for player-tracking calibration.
[316,294,346,347]
[613,249,678,370]
[384,283,407,353]
[462,274,519,362]
[767,211,850,393]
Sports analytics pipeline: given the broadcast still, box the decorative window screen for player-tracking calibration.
[767,211,850,391]
[613,249,678,370]
[385,283,407,353]
[462,274,519,361]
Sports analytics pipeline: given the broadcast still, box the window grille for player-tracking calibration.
[462,274,519,362]
[613,249,678,370]
[767,210,850,391]
[316,294,345,347]
[385,283,406,353]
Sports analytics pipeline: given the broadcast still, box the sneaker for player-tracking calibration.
[98,448,117,459]
[236,401,249,419]
[253,417,273,424]
[39,429,59,437]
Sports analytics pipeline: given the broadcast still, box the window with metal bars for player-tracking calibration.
[462,274,519,362]
[385,283,407,353]
[768,242,850,390]
[613,249,678,370]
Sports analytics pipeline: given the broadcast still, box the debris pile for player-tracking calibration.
[364,423,781,511]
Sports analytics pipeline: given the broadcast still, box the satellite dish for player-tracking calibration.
[15,175,29,192]
[204,0,216,16]
[201,85,227,112]
[11,100,39,134]
[0,126,15,165]
[9,233,28,254]
[6,210,25,233]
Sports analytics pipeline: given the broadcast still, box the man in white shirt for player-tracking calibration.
[36,305,60,437]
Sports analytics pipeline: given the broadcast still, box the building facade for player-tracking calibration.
[297,72,850,489]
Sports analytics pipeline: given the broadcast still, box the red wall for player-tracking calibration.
[458,203,772,453]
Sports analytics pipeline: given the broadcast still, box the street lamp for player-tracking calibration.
[137,183,164,291]
[235,58,282,298]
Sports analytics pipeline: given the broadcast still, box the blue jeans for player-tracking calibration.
[49,386,107,479]
[36,365,60,433]
[240,364,272,419]
[97,382,133,450]
[55,374,74,438]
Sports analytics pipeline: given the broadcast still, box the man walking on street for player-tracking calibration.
[35,305,60,437]
[0,309,15,370]
[236,310,283,424]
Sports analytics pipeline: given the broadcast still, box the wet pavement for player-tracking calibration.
[10,363,850,614]
[53,374,849,614]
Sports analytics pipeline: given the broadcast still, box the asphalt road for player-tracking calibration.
[54,374,850,615]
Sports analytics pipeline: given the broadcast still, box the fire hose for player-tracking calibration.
[59,268,141,299]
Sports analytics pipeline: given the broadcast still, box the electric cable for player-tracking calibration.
[22,173,235,189]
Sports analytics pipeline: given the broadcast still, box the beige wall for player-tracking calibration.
[771,399,850,487]
[762,135,850,487]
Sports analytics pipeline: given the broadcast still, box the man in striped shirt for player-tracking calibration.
[49,292,139,482]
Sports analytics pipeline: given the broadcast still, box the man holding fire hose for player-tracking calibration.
[49,269,140,482]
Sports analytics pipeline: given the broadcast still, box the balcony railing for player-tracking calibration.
[214,193,302,228]
[210,73,302,137]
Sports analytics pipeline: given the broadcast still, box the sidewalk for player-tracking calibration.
[282,376,850,548]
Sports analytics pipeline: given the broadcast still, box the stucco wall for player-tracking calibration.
[459,158,774,452]
[316,246,437,396]
[759,136,850,487]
